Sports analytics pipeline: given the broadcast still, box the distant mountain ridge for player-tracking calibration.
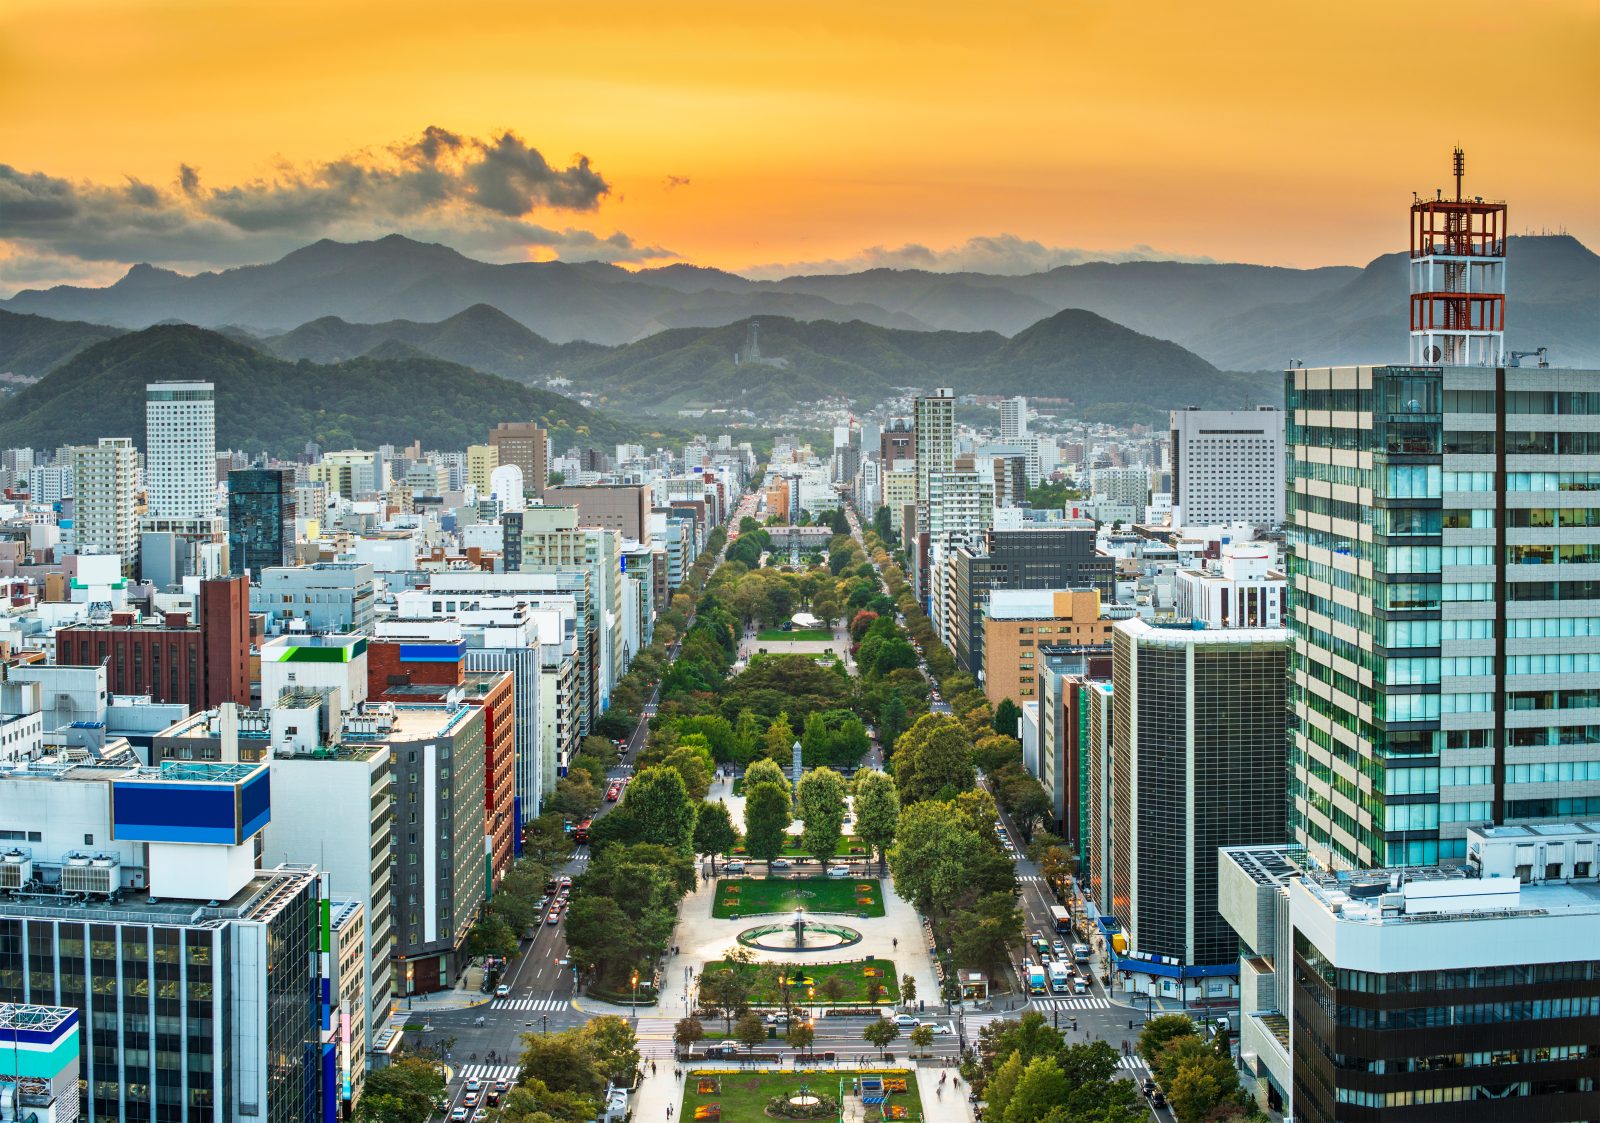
[0,325,648,456]
[6,232,1592,365]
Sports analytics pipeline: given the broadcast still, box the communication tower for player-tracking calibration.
[1409,148,1506,365]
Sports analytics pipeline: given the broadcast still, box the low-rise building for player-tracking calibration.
[980,588,1110,704]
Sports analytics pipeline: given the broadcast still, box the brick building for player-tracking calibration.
[55,574,250,710]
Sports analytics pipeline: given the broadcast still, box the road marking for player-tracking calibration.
[490,998,570,1011]
[457,1063,522,1084]
[1116,1055,1147,1071]
[1029,997,1112,1010]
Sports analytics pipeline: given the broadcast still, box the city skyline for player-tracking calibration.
[2,0,1596,293]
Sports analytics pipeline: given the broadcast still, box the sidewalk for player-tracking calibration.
[389,975,495,1018]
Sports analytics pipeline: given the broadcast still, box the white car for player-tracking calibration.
[770,858,792,870]
[892,1013,918,1027]
[724,860,746,874]
[495,984,511,998]
[763,1010,790,1024]
[827,865,850,878]
[921,1021,954,1035]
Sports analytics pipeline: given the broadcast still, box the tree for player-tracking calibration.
[785,1018,816,1053]
[562,896,639,978]
[354,1056,445,1122]
[984,1050,1025,1123]
[878,691,909,750]
[673,1016,706,1053]
[744,756,791,796]
[743,781,792,871]
[900,973,917,1005]
[701,965,754,1034]
[1006,1055,1071,1123]
[890,714,976,803]
[818,973,849,1008]
[1138,1014,1200,1068]
[693,800,739,874]
[992,697,1023,737]
[732,709,763,767]
[661,744,714,801]
[762,712,796,762]
[734,1011,767,1054]
[909,1023,934,1057]
[618,766,697,853]
[580,1015,640,1086]
[465,912,519,960]
[1167,1062,1225,1123]
[853,769,900,872]
[796,767,847,865]
[518,1028,608,1098]
[862,1017,900,1056]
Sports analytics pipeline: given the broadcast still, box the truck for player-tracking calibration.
[1048,962,1070,995]
[1026,965,1048,996]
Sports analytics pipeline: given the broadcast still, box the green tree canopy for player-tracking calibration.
[796,767,848,865]
[692,800,739,873]
[743,781,793,870]
[852,769,900,870]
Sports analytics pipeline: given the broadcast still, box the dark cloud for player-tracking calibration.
[741,233,1216,278]
[0,128,650,293]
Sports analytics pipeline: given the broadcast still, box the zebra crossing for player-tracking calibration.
[456,1063,521,1084]
[632,1017,682,1058]
[1115,1055,1147,1072]
[1030,996,1111,1011]
[489,997,570,1011]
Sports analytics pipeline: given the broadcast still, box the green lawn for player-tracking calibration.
[727,833,869,859]
[700,958,899,1005]
[756,629,834,641]
[712,876,884,918]
[683,1069,923,1122]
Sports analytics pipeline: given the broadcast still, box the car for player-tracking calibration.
[451,1109,468,1122]
[495,1080,511,1093]
[559,876,573,888]
[1072,978,1088,994]
[465,1078,482,1092]
[919,1021,954,1035]
[1141,1078,1156,1096]
[892,1013,918,1027]
[605,785,621,802]
[485,1091,501,1106]
[827,865,850,878]
[546,910,560,925]
[770,858,792,870]
[1151,1091,1168,1109]
[495,984,511,998]
[1053,940,1068,956]
[763,1011,790,1024]
[463,1092,480,1107]
[724,860,746,874]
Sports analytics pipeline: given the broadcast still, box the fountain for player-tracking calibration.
[736,916,863,953]
[792,907,806,948]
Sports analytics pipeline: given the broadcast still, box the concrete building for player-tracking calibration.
[1169,406,1285,528]
[67,438,139,574]
[252,563,377,633]
[1173,543,1287,629]
[1221,824,1600,1123]
[311,449,383,499]
[28,463,73,505]
[913,388,955,525]
[0,756,332,1122]
[1109,619,1290,983]
[543,484,652,541]
[0,1002,80,1122]
[1089,466,1149,511]
[466,444,499,499]
[981,588,1111,704]
[144,381,215,520]
[488,422,548,498]
[879,419,914,468]
[1287,364,1600,871]
[999,396,1027,444]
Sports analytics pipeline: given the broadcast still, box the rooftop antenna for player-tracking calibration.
[1453,146,1465,202]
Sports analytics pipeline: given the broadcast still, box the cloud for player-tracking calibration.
[0,127,669,293]
[740,233,1217,279]
[664,175,691,190]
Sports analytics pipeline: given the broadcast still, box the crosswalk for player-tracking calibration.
[456,1063,521,1085]
[489,998,570,1011]
[1030,997,1111,1011]
[633,1018,682,1058]
[1116,1055,1147,1072]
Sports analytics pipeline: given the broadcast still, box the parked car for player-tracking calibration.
[770,858,792,870]
[827,865,850,878]
[892,1013,918,1027]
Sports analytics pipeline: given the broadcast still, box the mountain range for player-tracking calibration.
[0,325,648,457]
[5,233,1594,368]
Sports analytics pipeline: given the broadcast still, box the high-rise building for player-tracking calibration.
[1287,363,1600,871]
[913,388,955,512]
[68,437,139,573]
[144,381,215,519]
[228,467,297,576]
[1110,619,1289,977]
[488,422,549,498]
[466,443,499,497]
[980,588,1110,704]
[543,484,652,541]
[1170,406,1286,528]
[999,396,1028,444]
[1409,148,1506,367]
[1220,825,1600,1123]
[879,419,915,467]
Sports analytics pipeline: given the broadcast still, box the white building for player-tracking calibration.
[1169,406,1285,529]
[1173,543,1286,629]
[144,381,215,519]
[999,396,1028,444]
[28,464,73,505]
[914,388,956,521]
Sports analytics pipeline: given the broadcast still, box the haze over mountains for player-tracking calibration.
[4,233,1594,370]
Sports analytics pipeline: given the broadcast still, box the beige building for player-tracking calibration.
[466,443,498,497]
[882,469,917,536]
[488,421,548,498]
[981,588,1110,703]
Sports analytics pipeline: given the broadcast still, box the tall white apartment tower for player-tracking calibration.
[145,381,216,518]
[999,396,1028,443]
[913,388,956,510]
[68,437,140,573]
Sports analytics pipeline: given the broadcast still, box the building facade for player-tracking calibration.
[68,438,139,574]
[1170,406,1286,528]
[1287,364,1600,871]
[227,468,296,577]
[145,382,216,520]
[981,588,1110,704]
[488,422,548,499]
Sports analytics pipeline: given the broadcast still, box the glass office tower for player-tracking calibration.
[1286,364,1600,870]
[227,468,296,577]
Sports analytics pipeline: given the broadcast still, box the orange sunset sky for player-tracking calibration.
[1,0,1596,290]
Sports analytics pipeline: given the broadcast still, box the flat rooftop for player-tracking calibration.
[1221,845,1308,888]
[1301,865,1600,925]
[0,864,316,927]
[0,1002,76,1034]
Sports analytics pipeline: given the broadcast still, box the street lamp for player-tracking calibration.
[631,970,639,1019]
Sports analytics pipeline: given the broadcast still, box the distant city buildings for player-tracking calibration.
[1170,406,1285,528]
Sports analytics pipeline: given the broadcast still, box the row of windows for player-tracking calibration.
[1445,389,1600,415]
[1445,471,1600,492]
[1505,761,1600,784]
[1506,796,1600,819]
[1336,1081,1596,1109]
[1336,997,1600,1029]
[1337,1045,1592,1075]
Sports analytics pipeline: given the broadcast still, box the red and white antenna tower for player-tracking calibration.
[1409,148,1506,365]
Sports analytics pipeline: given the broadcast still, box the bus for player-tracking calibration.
[1050,905,1072,935]
[574,819,592,845]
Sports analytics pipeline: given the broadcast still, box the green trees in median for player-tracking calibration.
[744,756,791,794]
[734,1011,768,1054]
[353,1056,445,1122]
[853,770,899,871]
[743,780,793,871]
[890,713,977,803]
[617,766,696,854]
[862,1018,900,1056]
[692,800,739,873]
[796,766,847,865]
